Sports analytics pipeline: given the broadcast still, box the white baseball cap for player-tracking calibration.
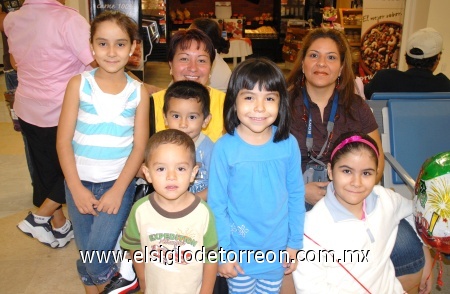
[406,28,443,59]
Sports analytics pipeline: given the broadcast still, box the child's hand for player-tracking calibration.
[73,186,99,216]
[218,262,244,279]
[97,187,124,214]
[283,247,299,274]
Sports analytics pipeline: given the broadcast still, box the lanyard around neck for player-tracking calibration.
[302,87,339,165]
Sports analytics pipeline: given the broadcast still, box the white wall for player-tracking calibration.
[426,0,450,77]
[66,0,89,20]
[399,0,449,77]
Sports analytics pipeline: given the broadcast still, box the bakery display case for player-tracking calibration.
[339,8,362,47]
[282,21,308,68]
[142,0,168,62]
[339,8,362,74]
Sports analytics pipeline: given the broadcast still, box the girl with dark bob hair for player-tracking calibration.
[224,58,291,142]
[209,57,305,292]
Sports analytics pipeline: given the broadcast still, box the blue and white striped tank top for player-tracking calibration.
[73,69,142,182]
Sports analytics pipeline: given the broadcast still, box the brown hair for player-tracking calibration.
[287,28,357,119]
[90,10,139,43]
[167,29,216,64]
[144,129,196,166]
[191,18,230,54]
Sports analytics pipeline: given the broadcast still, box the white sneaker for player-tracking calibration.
[17,212,59,248]
[53,220,74,248]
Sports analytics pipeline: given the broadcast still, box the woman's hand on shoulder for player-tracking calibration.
[305,182,329,205]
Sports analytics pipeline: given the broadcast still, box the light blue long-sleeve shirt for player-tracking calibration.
[208,126,305,279]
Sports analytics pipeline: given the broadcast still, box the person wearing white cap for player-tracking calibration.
[364,27,450,99]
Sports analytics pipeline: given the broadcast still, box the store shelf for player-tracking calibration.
[338,8,363,25]
[345,25,362,29]
[339,8,362,48]
[339,8,363,75]
[282,26,308,63]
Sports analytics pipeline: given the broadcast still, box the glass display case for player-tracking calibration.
[142,0,168,61]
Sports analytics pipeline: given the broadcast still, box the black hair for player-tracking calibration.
[163,80,211,118]
[167,29,216,64]
[144,129,196,166]
[224,58,291,143]
[330,132,379,169]
[405,48,440,69]
[191,18,230,54]
[90,10,139,43]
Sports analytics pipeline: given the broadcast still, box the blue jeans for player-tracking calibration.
[390,218,425,276]
[4,69,18,91]
[5,70,34,181]
[66,179,136,286]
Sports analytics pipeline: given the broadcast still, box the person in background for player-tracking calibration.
[3,0,95,249]
[57,10,149,294]
[294,132,432,294]
[364,27,450,99]
[190,18,232,92]
[152,29,225,142]
[1,2,17,91]
[120,129,218,294]
[208,58,305,294]
[0,1,34,181]
[285,28,432,294]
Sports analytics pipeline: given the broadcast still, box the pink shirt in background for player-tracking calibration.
[4,0,94,127]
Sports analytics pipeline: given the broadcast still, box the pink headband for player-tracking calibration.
[330,135,379,160]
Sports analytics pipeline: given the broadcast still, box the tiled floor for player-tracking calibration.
[1,61,449,293]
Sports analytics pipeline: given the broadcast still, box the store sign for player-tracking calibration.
[89,0,140,22]
[359,0,406,82]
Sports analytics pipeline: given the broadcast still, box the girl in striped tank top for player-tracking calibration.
[56,11,149,293]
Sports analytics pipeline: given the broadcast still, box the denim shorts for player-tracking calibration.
[390,218,425,276]
[66,179,135,286]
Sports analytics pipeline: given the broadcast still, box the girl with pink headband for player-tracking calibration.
[294,132,432,293]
